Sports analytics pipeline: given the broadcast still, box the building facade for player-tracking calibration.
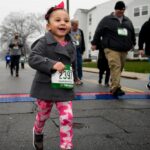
[73,0,150,59]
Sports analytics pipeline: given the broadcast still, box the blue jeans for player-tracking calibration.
[76,48,83,80]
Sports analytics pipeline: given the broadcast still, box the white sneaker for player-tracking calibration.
[33,128,43,150]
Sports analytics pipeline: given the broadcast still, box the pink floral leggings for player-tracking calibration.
[33,99,73,149]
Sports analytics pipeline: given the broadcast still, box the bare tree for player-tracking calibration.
[0,12,45,56]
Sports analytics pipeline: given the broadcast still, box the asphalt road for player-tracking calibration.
[0,61,149,94]
[0,61,150,150]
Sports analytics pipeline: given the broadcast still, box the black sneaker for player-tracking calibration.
[112,88,125,97]
[16,73,19,77]
[105,83,109,87]
[33,129,43,150]
[147,83,150,90]
[11,70,13,76]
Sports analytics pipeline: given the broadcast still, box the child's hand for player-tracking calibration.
[53,62,65,73]
[139,50,144,56]
[91,45,96,51]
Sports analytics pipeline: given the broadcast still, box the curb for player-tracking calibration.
[83,69,138,80]
[121,75,138,80]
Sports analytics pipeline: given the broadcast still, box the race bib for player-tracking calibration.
[73,41,80,46]
[51,65,74,89]
[117,28,128,36]
[20,57,25,62]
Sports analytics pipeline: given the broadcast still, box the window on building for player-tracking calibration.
[134,7,140,17]
[89,14,92,25]
[142,6,148,15]
[134,28,140,37]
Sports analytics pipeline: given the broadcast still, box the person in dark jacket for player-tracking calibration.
[92,42,110,86]
[138,18,150,89]
[91,1,135,97]
[70,19,85,84]
[28,2,76,150]
[97,47,110,86]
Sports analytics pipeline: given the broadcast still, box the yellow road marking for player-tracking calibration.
[122,87,143,92]
[83,79,144,92]
[83,79,97,83]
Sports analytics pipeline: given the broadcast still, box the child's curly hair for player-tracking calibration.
[45,7,55,21]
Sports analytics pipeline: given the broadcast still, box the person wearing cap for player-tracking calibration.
[91,1,136,97]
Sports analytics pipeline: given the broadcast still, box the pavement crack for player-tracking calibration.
[51,119,59,128]
[99,115,131,134]
[127,142,150,146]
[0,112,34,115]
[100,117,131,133]
[50,115,131,133]
[74,114,131,134]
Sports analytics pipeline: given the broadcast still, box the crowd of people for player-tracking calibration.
[91,1,136,97]
[4,1,149,150]
[91,1,150,94]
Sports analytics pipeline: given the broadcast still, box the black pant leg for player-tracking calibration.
[105,68,110,84]
[15,55,20,74]
[10,56,15,73]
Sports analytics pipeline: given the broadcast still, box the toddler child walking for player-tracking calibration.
[28,2,76,150]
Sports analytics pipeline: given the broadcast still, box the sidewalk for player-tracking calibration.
[83,67,148,81]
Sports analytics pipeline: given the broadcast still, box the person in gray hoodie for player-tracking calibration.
[9,33,23,77]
